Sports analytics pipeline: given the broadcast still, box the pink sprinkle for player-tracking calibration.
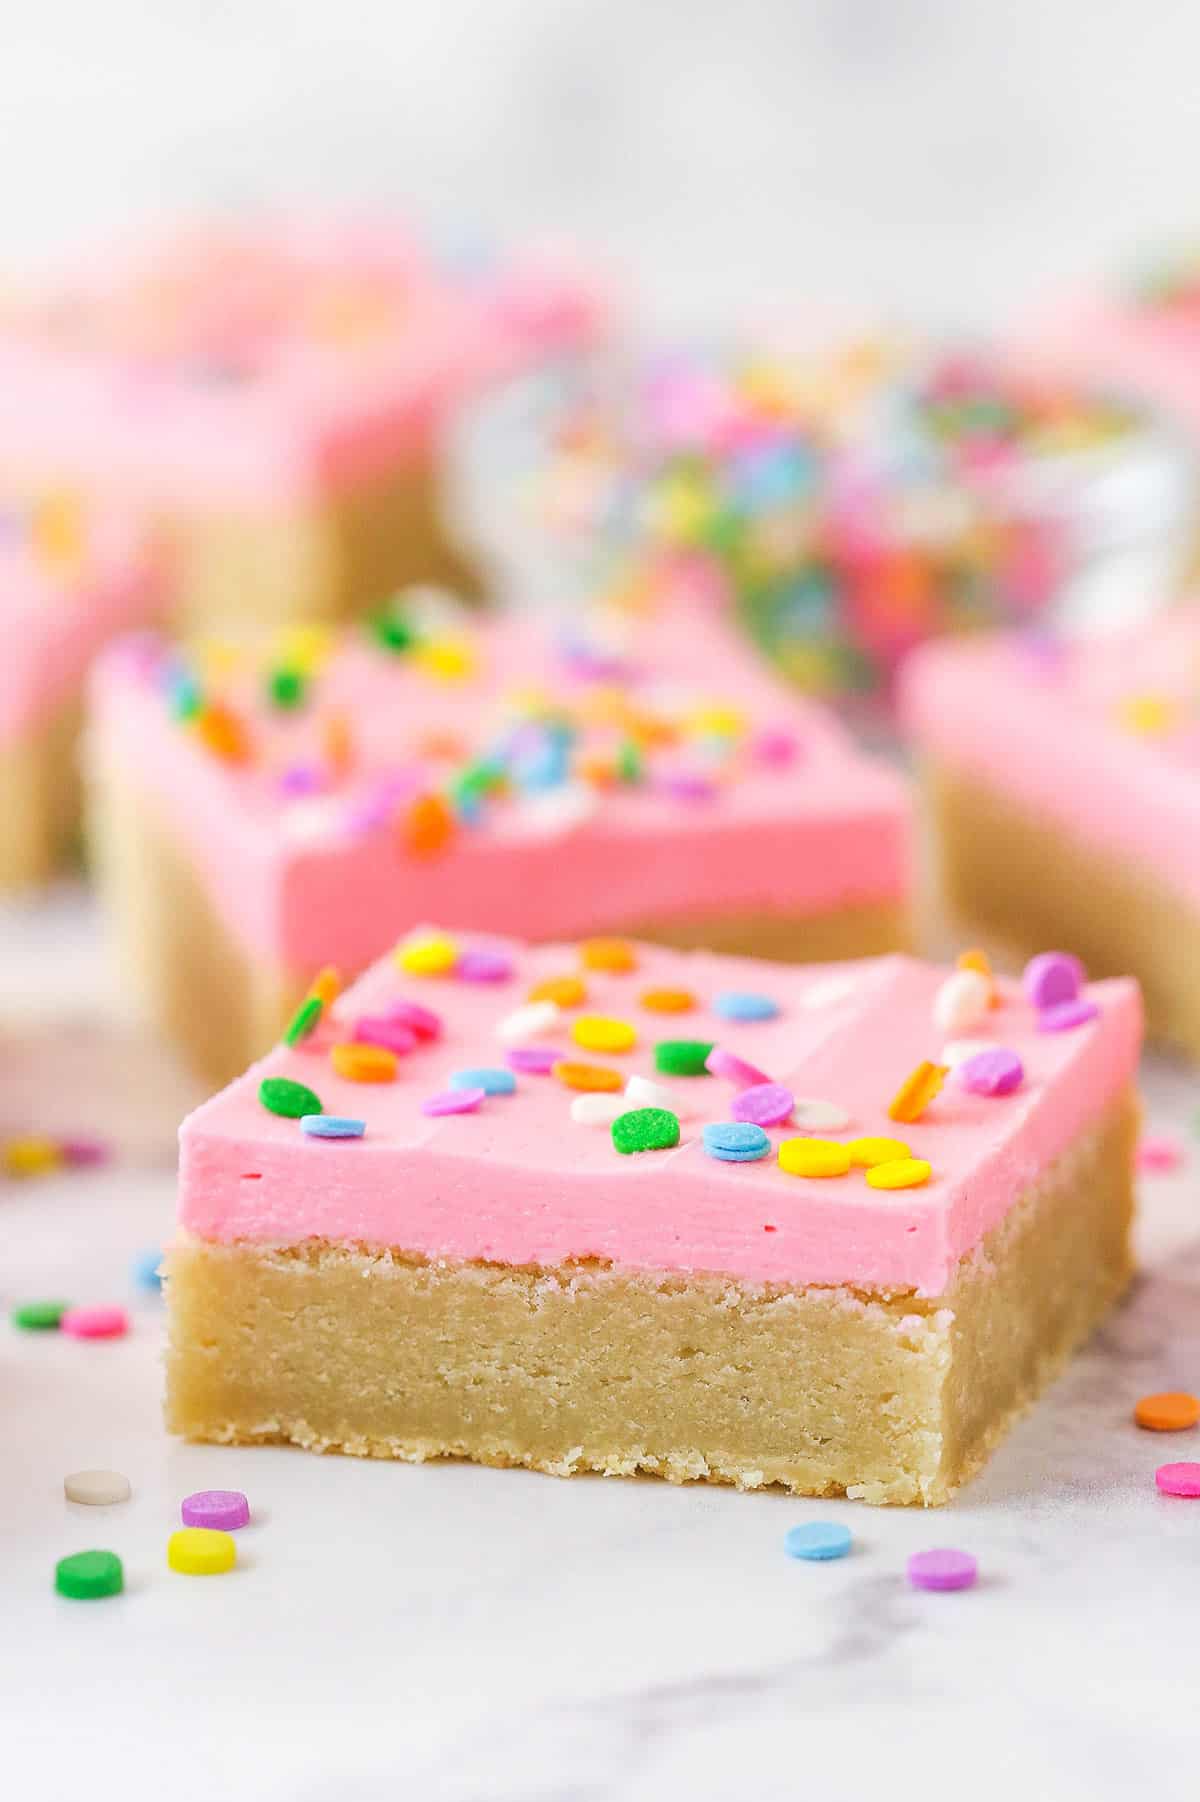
[421,1088,486,1117]
[456,947,515,983]
[752,726,801,767]
[1137,1134,1184,1174]
[60,1136,110,1168]
[907,1547,977,1592]
[730,1082,795,1128]
[706,1046,772,1088]
[354,1016,418,1056]
[1155,1461,1200,1498]
[61,1305,128,1340]
[506,1046,559,1075]
[387,1000,443,1041]
[1037,998,1099,1033]
[1023,951,1084,1010]
[957,1048,1023,1097]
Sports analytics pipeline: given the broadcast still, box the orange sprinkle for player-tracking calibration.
[580,938,637,974]
[552,1060,623,1093]
[887,1060,948,1124]
[577,753,617,788]
[322,709,354,778]
[415,729,470,761]
[400,792,456,858]
[330,1042,397,1083]
[194,702,251,764]
[308,965,342,1007]
[957,948,999,1008]
[639,987,696,1014]
[1134,1392,1200,1432]
[528,975,588,1008]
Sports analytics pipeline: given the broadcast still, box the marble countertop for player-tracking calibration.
[4,889,1200,1802]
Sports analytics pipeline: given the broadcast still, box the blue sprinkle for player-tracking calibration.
[785,1521,852,1562]
[713,991,779,1023]
[449,1067,517,1097]
[702,1121,771,1163]
[131,1246,163,1292]
[300,1115,367,1139]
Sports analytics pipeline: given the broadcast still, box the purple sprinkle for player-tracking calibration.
[752,726,801,767]
[421,1087,486,1117]
[344,769,423,835]
[277,763,326,797]
[1023,951,1084,1010]
[353,1016,419,1056]
[1037,998,1100,1033]
[181,1489,250,1531]
[731,1082,795,1128]
[387,1000,443,1041]
[506,1045,559,1075]
[60,1136,110,1168]
[907,1547,977,1593]
[659,770,719,803]
[456,947,515,983]
[957,1047,1024,1096]
[707,1046,772,1088]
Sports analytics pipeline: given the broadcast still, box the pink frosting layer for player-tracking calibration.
[178,935,1141,1293]
[1013,289,1200,431]
[899,611,1200,906]
[90,605,910,974]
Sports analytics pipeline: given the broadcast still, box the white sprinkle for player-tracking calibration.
[570,1093,626,1126]
[278,798,344,845]
[800,974,859,1010]
[932,969,991,1035]
[941,1037,996,1068]
[790,1097,852,1132]
[495,1000,562,1043]
[516,784,598,837]
[64,1469,132,1506]
[625,1073,690,1119]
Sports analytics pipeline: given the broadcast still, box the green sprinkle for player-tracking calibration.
[283,995,323,1046]
[259,1076,323,1119]
[615,740,643,784]
[654,1040,715,1077]
[612,1107,681,1155]
[268,667,307,710]
[170,676,203,722]
[369,608,417,654]
[12,1299,69,1331]
[55,1549,124,1601]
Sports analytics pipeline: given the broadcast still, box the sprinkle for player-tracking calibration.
[457,947,515,983]
[55,1549,124,1600]
[752,726,800,766]
[612,1107,681,1154]
[571,1015,637,1054]
[639,987,696,1013]
[450,1067,517,1096]
[61,1306,128,1340]
[554,1060,623,1093]
[3,1135,62,1177]
[790,1098,852,1132]
[655,1039,715,1077]
[784,1521,851,1561]
[308,965,342,1007]
[168,1528,238,1575]
[705,1045,772,1087]
[1154,1462,1200,1498]
[713,990,779,1022]
[60,1135,110,1168]
[528,975,588,1007]
[421,1086,486,1116]
[957,1047,1024,1097]
[1023,951,1084,1010]
[1137,1135,1184,1173]
[386,999,442,1041]
[625,1074,688,1116]
[866,1157,932,1190]
[732,1083,795,1128]
[581,938,638,973]
[330,1043,398,1083]
[181,1490,250,1531]
[846,1135,911,1167]
[321,708,354,777]
[907,1548,977,1592]
[887,1061,947,1123]
[1135,1392,1200,1431]
[395,933,459,977]
[64,1470,132,1506]
[1038,997,1099,1032]
[131,1247,162,1291]
[570,1093,626,1126]
[300,1114,366,1139]
[400,791,457,857]
[703,1121,771,1163]
[268,666,306,710]
[932,969,991,1035]
[496,1000,561,1042]
[260,1075,323,1118]
[12,1300,68,1331]
[284,995,323,1045]
[956,947,997,1005]
[353,1016,418,1055]
[940,1038,996,1068]
[194,701,251,764]
[506,1045,559,1075]
[778,1139,851,1177]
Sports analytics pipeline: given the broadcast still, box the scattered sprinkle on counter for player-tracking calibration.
[64,1470,132,1506]
[12,1299,69,1331]
[785,1521,852,1562]
[61,1305,128,1340]
[1154,1462,1200,1498]
[181,1489,250,1531]
[907,1548,977,1592]
[1136,1392,1200,1432]
[168,1527,238,1575]
[55,1549,124,1600]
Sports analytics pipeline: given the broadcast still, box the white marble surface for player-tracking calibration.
[3,889,1200,1802]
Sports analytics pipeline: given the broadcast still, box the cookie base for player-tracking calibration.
[0,700,83,889]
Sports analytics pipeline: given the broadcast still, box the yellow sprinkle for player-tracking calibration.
[571,1016,637,1055]
[887,1061,948,1124]
[277,622,334,674]
[330,1042,398,1083]
[414,637,477,682]
[866,1157,932,1191]
[1116,693,1176,736]
[2,1135,62,1178]
[553,1060,624,1093]
[639,987,696,1014]
[395,933,458,977]
[686,704,746,739]
[307,965,342,1007]
[580,938,637,974]
[194,637,244,681]
[167,1528,237,1576]
[528,975,588,1008]
[845,1135,912,1168]
[30,490,86,571]
[778,1138,852,1178]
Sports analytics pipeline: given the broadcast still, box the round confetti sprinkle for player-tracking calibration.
[1037,998,1099,1033]
[655,1040,715,1077]
[957,1048,1024,1097]
[866,1157,932,1191]
[529,975,587,1007]
[168,1527,238,1575]
[421,1088,486,1117]
[845,1136,911,1168]
[932,969,990,1035]
[386,1000,442,1040]
[283,995,323,1045]
[1154,1462,1200,1498]
[395,933,459,976]
[496,1000,561,1043]
[612,1107,680,1155]
[784,1521,852,1562]
[554,1060,623,1093]
[449,1067,517,1096]
[353,1016,418,1056]
[456,947,514,983]
[260,1075,323,1119]
[639,987,696,1014]
[4,1135,62,1177]
[570,1093,626,1126]
[908,1548,977,1591]
[12,1299,68,1331]
[61,1136,110,1169]
[131,1247,162,1291]
[506,1045,559,1075]
[61,1306,128,1340]
[55,1549,124,1600]
[1137,1135,1184,1173]
[581,938,637,973]
[706,1046,771,1087]
[1135,1392,1200,1432]
[778,1139,851,1178]
[64,1470,132,1506]
[1023,951,1084,1010]
[181,1489,250,1531]
[330,1042,397,1083]
[703,1122,771,1163]
[713,991,779,1023]
[791,1098,852,1132]
[571,1016,637,1055]
[625,1074,687,1116]
[732,1083,795,1128]
[940,1038,996,1068]
[300,1114,366,1139]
